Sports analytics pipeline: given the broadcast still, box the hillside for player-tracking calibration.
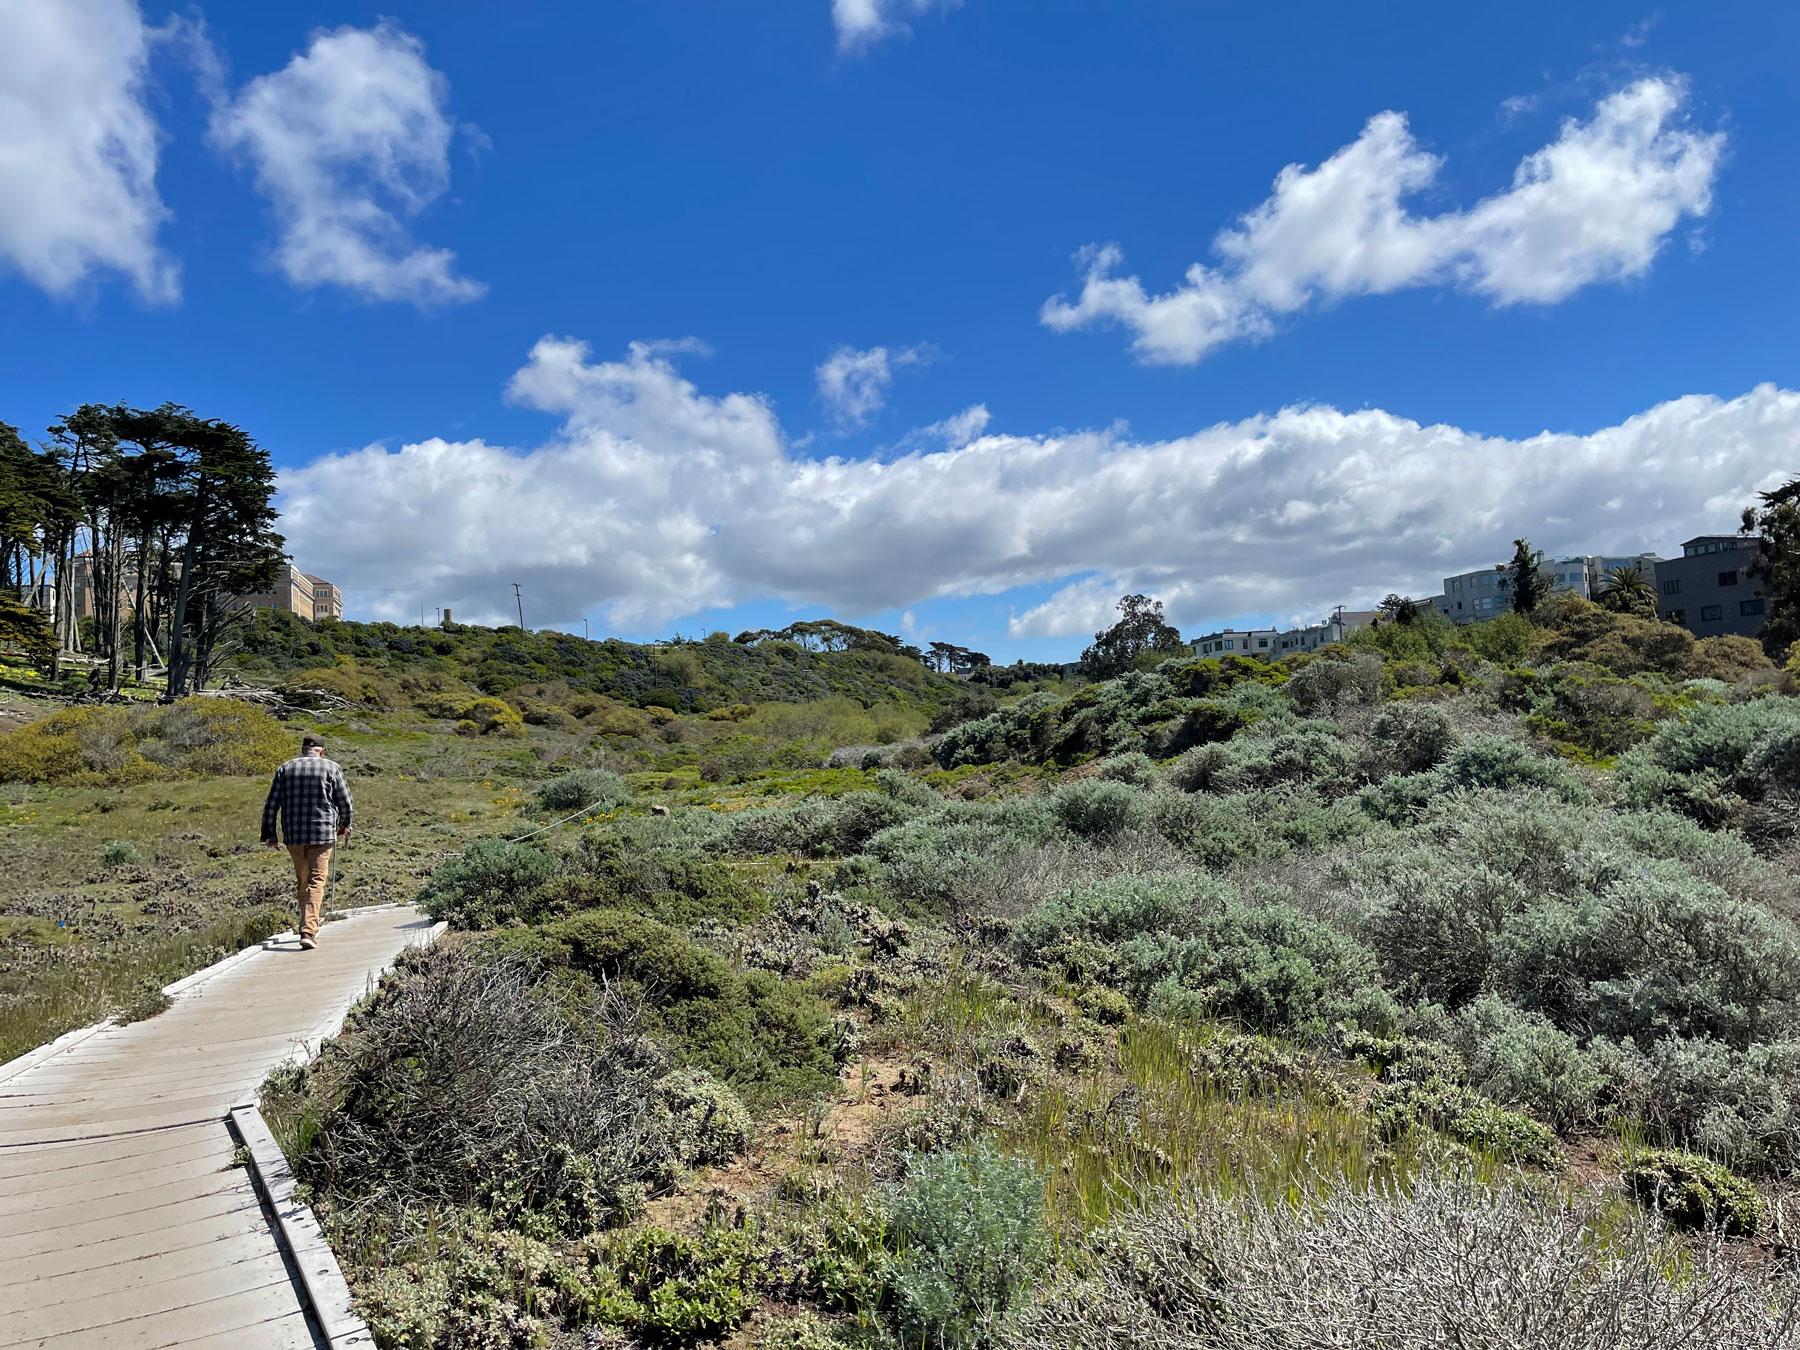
[228,610,966,715]
[238,595,1800,1347]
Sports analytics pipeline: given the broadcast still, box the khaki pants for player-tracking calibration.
[286,844,334,939]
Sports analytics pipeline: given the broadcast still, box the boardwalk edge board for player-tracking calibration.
[230,1104,375,1348]
[231,913,444,1348]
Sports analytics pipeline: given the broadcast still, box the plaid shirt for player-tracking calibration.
[261,755,354,846]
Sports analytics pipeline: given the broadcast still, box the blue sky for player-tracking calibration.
[3,2,1797,661]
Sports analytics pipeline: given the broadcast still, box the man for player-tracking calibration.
[260,733,353,950]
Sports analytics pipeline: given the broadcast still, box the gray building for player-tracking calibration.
[1433,552,1660,624]
[1191,608,1377,659]
[1654,536,1766,639]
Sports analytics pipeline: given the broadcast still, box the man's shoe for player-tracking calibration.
[300,936,317,950]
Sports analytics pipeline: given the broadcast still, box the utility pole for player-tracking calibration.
[582,617,589,640]
[512,583,525,629]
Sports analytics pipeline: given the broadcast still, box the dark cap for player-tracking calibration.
[301,733,327,753]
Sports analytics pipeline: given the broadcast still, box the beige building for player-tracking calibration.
[305,575,343,620]
[242,564,343,621]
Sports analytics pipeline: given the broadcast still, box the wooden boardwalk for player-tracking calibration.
[0,906,436,1348]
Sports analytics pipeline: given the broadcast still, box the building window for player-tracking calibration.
[1701,604,1723,621]
[1718,570,1738,587]
[1742,598,1766,617]
[1661,579,1682,596]
[1258,638,1268,649]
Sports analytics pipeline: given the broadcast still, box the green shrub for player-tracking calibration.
[1097,751,1156,786]
[1050,779,1150,839]
[652,1068,751,1168]
[1151,786,1367,867]
[1370,1077,1560,1165]
[1286,652,1384,712]
[455,695,524,736]
[888,1143,1050,1348]
[536,767,631,813]
[1367,702,1456,775]
[591,1222,773,1338]
[1622,1149,1761,1235]
[1014,872,1225,968]
[101,839,144,869]
[533,909,837,1105]
[1617,696,1800,824]
[1490,862,1800,1047]
[418,836,562,928]
[1166,720,1357,796]
[1451,995,1601,1129]
[1117,900,1391,1035]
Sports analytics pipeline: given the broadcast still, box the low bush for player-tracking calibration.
[1050,779,1151,839]
[1286,652,1384,713]
[1618,696,1800,825]
[418,836,562,928]
[888,1144,1050,1349]
[1450,995,1601,1130]
[300,946,674,1234]
[0,698,290,785]
[1621,1148,1761,1235]
[1007,1173,1800,1349]
[531,908,838,1105]
[1117,898,1392,1035]
[536,767,631,814]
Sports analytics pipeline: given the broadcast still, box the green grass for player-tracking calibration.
[1004,1019,1441,1232]
[0,707,534,1060]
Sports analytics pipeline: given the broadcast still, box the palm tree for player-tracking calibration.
[1596,565,1658,618]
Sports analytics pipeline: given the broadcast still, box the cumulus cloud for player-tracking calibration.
[833,0,961,54]
[280,336,1799,638]
[1043,78,1723,364]
[816,344,930,428]
[210,22,483,306]
[0,0,176,302]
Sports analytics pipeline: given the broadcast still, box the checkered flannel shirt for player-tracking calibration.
[261,755,354,846]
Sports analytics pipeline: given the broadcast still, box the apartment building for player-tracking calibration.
[1191,609,1378,659]
[1433,552,1660,623]
[1654,536,1766,639]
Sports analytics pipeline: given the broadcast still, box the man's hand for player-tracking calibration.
[337,827,350,840]
[262,838,279,850]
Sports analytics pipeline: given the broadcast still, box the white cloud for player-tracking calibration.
[0,0,176,302]
[923,404,992,446]
[1043,78,1722,364]
[816,344,930,428]
[833,0,961,54]
[281,336,1799,640]
[210,22,483,306]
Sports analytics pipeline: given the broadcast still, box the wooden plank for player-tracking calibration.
[0,1123,222,1183]
[0,1166,249,1241]
[0,1143,237,1217]
[4,1183,261,1263]
[0,1224,280,1315]
[0,1198,270,1286]
[27,1279,313,1349]
[0,1249,293,1344]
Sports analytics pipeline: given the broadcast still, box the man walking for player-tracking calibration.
[261,733,353,950]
